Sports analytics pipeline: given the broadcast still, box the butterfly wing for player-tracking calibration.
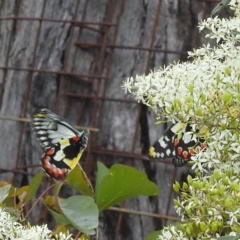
[31,108,80,148]
[149,123,206,167]
[172,124,206,167]
[41,135,89,179]
[149,124,176,159]
[31,108,90,179]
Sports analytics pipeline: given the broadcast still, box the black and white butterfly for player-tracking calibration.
[149,123,207,167]
[31,108,89,179]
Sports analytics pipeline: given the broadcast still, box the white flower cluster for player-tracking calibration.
[158,225,237,240]
[123,41,240,125]
[175,170,240,226]
[156,225,231,240]
[199,16,240,43]
[122,0,240,174]
[122,0,240,239]
[191,129,240,171]
[157,226,188,240]
[0,208,73,240]
[122,1,240,127]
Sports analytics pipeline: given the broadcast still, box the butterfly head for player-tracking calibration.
[80,129,90,148]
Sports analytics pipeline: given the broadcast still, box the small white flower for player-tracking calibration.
[121,77,134,93]
[123,1,240,239]
[0,207,73,240]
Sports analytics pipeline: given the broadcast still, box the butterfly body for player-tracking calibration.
[31,108,89,179]
[149,123,206,167]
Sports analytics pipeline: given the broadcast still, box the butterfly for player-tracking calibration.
[148,123,207,167]
[31,108,89,179]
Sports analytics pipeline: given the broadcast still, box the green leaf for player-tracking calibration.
[146,230,162,240]
[49,209,71,226]
[3,197,13,207]
[79,234,90,240]
[59,195,98,235]
[43,195,61,213]
[96,164,158,211]
[0,184,11,203]
[4,207,20,220]
[211,0,231,16]
[65,165,94,197]
[155,121,165,125]
[9,186,29,197]
[54,182,64,212]
[52,225,69,237]
[95,162,109,196]
[25,171,44,204]
[216,236,239,240]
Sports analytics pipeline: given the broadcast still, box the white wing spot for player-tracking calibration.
[39,136,48,141]
[54,150,65,161]
[33,118,44,121]
[182,133,192,144]
[37,130,46,135]
[160,152,165,158]
[43,142,49,146]
[166,149,172,156]
[159,138,167,148]
[164,136,170,142]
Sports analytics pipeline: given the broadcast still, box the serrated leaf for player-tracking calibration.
[96,164,158,211]
[25,171,44,204]
[59,195,99,235]
[95,162,109,196]
[65,165,94,197]
[0,184,11,203]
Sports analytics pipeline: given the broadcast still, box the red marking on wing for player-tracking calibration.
[61,169,67,178]
[72,136,80,142]
[46,147,55,155]
[41,154,68,179]
[54,169,62,179]
[54,168,67,179]
[174,138,179,147]
[48,166,67,179]
[189,149,195,155]
[47,165,56,174]
[42,156,51,170]
[182,151,189,159]
[195,146,202,153]
[177,147,183,155]
[201,142,207,148]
